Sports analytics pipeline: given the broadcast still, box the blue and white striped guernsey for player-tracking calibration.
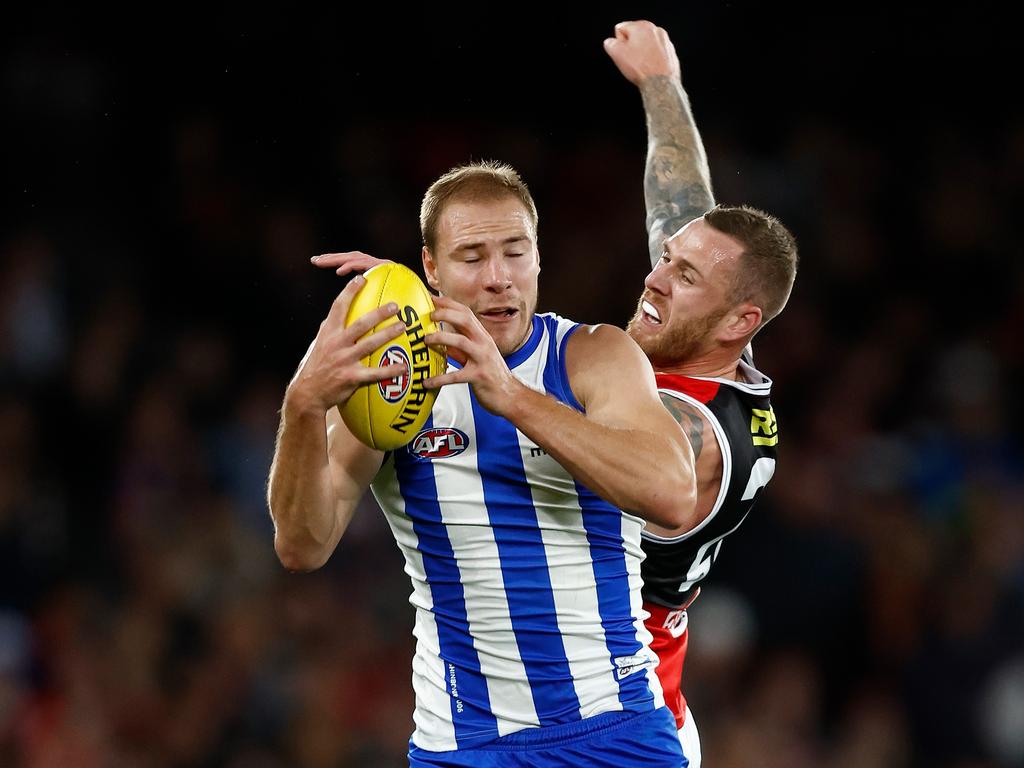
[371,312,665,753]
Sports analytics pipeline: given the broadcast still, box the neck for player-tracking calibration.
[654,348,743,381]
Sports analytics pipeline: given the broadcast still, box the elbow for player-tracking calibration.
[636,432,699,528]
[268,493,335,572]
[273,533,328,573]
[646,468,698,530]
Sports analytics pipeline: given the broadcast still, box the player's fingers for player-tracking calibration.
[429,299,483,335]
[656,26,678,60]
[343,301,400,340]
[424,333,467,367]
[317,256,374,264]
[351,320,407,358]
[339,255,392,274]
[426,306,467,329]
[313,251,391,275]
[614,21,633,40]
[430,294,461,309]
[356,362,410,384]
[424,330,470,353]
[429,298,491,345]
[423,370,467,389]
[313,251,377,266]
[335,262,365,276]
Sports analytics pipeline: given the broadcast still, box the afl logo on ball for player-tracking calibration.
[378,346,411,403]
[409,428,469,460]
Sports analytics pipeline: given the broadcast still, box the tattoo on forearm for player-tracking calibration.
[659,393,704,460]
[640,75,715,266]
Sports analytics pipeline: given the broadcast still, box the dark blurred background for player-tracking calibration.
[1,3,1022,767]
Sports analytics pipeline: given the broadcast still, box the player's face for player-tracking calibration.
[423,196,540,356]
[627,217,744,367]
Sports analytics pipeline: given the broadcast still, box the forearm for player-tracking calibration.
[504,384,695,527]
[640,75,715,265]
[267,396,343,571]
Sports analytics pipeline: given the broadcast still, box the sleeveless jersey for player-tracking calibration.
[641,359,777,609]
[642,360,777,729]
[371,313,665,753]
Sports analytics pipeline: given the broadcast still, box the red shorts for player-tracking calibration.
[644,601,690,729]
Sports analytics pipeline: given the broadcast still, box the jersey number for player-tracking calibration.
[675,458,776,593]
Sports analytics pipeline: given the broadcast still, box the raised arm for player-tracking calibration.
[424,297,698,529]
[268,276,407,571]
[605,20,715,266]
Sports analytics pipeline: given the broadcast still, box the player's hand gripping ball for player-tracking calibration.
[340,263,447,450]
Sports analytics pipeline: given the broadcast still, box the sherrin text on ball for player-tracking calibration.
[340,263,447,450]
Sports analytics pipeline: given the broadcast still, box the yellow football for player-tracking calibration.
[340,263,447,450]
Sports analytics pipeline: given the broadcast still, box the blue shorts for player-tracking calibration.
[408,707,687,767]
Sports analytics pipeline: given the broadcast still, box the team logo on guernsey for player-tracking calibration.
[378,346,411,403]
[614,653,653,680]
[751,406,778,446]
[408,427,469,460]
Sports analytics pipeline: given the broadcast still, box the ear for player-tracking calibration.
[719,303,763,343]
[422,246,441,291]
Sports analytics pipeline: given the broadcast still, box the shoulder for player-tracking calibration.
[565,323,653,385]
[564,323,656,410]
[565,323,649,368]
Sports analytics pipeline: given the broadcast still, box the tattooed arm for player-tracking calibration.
[604,20,715,267]
[647,392,723,537]
[659,392,705,461]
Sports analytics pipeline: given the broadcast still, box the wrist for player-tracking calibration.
[639,73,685,102]
[496,376,538,423]
[283,383,329,420]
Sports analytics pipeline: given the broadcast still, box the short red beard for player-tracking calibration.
[626,297,726,369]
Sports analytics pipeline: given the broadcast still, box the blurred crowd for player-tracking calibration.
[2,12,1023,768]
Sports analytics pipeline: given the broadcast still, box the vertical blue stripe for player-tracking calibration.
[577,482,656,711]
[540,315,583,411]
[538,314,654,711]
[394,415,500,747]
[468,391,583,726]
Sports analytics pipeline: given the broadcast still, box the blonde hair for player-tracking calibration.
[420,160,538,252]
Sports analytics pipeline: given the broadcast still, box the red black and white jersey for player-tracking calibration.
[642,359,778,610]
[643,360,778,729]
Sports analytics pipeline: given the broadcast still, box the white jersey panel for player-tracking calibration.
[371,313,662,751]
[431,383,540,736]
[373,459,457,751]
